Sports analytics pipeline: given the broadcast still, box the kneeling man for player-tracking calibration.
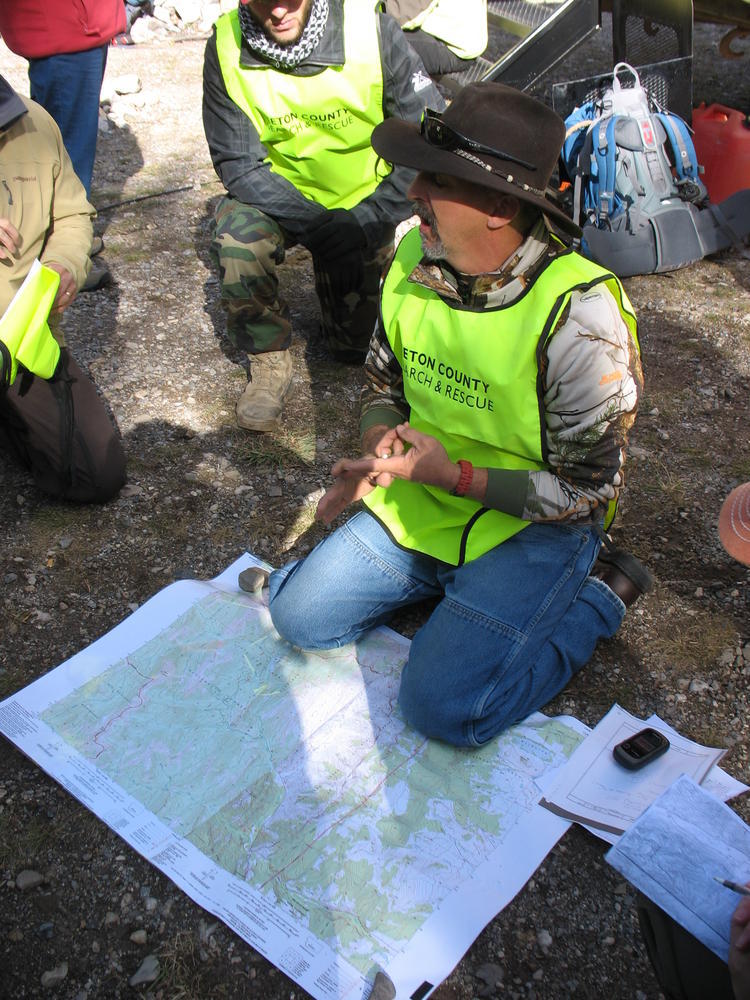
[268,82,650,747]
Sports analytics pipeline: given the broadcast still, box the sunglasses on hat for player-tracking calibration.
[420,109,537,172]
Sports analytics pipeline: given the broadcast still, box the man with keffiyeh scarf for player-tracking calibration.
[203,0,443,431]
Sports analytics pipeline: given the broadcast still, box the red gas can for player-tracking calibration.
[692,102,750,203]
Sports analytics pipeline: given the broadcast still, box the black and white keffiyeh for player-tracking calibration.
[238,0,330,69]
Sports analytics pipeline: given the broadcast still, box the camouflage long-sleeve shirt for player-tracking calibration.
[360,220,643,523]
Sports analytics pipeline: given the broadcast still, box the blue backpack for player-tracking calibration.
[562,63,750,276]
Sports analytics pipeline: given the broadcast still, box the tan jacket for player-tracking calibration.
[0,96,94,316]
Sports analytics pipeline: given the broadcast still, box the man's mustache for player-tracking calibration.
[412,201,436,230]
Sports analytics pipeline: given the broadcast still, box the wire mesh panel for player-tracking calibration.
[612,0,692,65]
[487,0,568,35]
[551,55,693,120]
[610,0,693,118]
[439,0,599,95]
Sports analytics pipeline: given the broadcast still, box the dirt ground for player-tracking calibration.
[1,14,749,1000]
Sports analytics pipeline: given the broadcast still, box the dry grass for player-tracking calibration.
[647,604,739,671]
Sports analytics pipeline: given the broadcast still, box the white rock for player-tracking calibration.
[15,869,43,891]
[537,929,553,950]
[173,0,202,23]
[41,963,68,988]
[129,954,160,986]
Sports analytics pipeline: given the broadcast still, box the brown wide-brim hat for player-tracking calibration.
[372,81,580,238]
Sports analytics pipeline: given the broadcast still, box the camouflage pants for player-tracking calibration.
[210,197,394,357]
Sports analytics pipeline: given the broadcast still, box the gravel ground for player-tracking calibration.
[1,13,749,1000]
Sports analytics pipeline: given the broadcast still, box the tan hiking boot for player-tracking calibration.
[236,350,293,431]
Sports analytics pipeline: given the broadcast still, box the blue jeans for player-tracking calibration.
[269,512,625,747]
[28,45,108,197]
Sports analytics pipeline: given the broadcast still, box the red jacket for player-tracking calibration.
[0,0,126,59]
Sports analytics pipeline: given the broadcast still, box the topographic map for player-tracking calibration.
[0,555,586,999]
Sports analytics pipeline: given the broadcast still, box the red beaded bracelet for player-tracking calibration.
[451,459,473,497]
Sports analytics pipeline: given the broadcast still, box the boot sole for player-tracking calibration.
[236,412,283,432]
[597,548,654,594]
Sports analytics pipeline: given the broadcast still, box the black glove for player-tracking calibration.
[303,209,366,261]
[303,209,367,298]
[324,255,364,299]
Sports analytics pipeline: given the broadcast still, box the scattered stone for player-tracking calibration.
[40,963,68,988]
[476,962,504,988]
[16,870,44,891]
[129,954,160,987]
[130,928,148,945]
[537,928,553,951]
[119,484,145,498]
[198,919,218,944]
[369,971,396,1000]
[238,567,269,593]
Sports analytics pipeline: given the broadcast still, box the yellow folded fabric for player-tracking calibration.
[0,259,61,385]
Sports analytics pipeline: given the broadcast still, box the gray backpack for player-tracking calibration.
[562,64,750,276]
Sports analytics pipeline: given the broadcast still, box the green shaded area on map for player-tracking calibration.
[42,588,583,973]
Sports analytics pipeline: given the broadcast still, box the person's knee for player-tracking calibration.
[398,680,517,747]
[86,438,126,502]
[65,435,126,504]
[268,572,336,651]
[397,660,472,747]
[398,650,518,748]
[397,683,471,747]
[213,201,283,275]
[269,603,335,651]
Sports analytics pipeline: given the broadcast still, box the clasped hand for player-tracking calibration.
[0,218,20,261]
[315,422,459,524]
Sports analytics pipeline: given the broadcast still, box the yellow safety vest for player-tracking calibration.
[214,2,389,209]
[0,261,60,386]
[363,228,639,565]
